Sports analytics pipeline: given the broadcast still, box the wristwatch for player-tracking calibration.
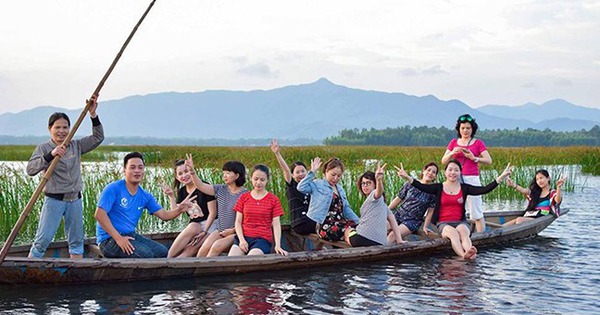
[474,157,480,163]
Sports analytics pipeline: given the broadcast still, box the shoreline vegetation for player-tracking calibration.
[1,145,598,247]
[325,125,600,146]
[1,125,599,147]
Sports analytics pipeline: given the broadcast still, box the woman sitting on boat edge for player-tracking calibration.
[344,162,405,247]
[503,170,565,226]
[163,159,217,258]
[185,155,249,257]
[396,159,512,260]
[297,157,359,242]
[270,139,315,236]
[387,162,438,243]
[228,164,288,256]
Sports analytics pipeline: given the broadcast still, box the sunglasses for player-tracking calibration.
[459,115,474,122]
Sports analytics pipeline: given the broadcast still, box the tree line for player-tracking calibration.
[324,125,600,146]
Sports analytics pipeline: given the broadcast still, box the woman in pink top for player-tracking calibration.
[441,114,492,232]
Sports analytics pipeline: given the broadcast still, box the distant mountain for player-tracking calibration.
[0,78,598,142]
[478,99,600,125]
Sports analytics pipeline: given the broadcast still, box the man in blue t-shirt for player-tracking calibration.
[95,152,195,258]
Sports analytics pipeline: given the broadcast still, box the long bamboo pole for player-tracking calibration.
[0,0,157,264]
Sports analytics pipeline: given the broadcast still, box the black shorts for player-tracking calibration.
[348,231,382,247]
[292,219,317,236]
[437,221,471,234]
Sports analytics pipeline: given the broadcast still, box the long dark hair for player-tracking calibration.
[172,159,186,191]
[525,169,550,212]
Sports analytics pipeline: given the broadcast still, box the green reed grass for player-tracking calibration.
[0,145,595,247]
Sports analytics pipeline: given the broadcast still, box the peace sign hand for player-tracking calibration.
[185,153,196,172]
[394,163,411,181]
[556,174,567,188]
[270,139,279,154]
[162,183,174,198]
[375,161,387,180]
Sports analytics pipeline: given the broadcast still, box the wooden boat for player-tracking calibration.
[0,209,567,285]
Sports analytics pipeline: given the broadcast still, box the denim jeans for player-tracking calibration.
[29,196,84,258]
[99,233,168,258]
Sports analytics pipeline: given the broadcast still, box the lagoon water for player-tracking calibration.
[1,173,599,314]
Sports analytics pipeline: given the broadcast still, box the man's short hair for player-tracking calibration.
[124,151,144,168]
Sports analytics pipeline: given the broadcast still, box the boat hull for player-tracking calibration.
[0,209,566,285]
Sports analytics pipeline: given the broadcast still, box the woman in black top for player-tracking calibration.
[164,159,216,258]
[270,139,316,235]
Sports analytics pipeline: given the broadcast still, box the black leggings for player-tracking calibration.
[292,219,317,236]
[349,233,382,247]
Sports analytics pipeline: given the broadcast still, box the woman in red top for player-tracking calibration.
[229,164,288,256]
[396,159,511,259]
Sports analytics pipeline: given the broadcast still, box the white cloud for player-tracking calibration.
[0,0,599,113]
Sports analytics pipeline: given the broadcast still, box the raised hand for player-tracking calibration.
[310,157,322,173]
[375,161,387,180]
[394,163,411,181]
[270,139,279,154]
[184,153,195,173]
[497,163,512,182]
[556,174,567,188]
[87,94,99,118]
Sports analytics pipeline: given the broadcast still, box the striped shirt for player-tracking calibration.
[233,192,284,241]
[213,184,248,232]
[356,191,393,246]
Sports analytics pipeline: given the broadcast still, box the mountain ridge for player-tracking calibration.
[1,78,598,141]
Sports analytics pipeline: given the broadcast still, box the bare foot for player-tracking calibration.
[463,247,477,260]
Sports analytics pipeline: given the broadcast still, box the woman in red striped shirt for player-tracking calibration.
[228,164,288,256]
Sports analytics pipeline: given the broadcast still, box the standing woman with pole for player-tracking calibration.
[0,0,156,264]
[26,97,104,258]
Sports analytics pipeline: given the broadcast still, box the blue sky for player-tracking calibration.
[0,0,599,114]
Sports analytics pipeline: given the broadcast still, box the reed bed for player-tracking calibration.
[0,145,596,247]
[1,145,599,175]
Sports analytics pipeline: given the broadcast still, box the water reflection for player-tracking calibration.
[1,171,600,314]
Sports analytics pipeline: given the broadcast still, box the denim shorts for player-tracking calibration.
[234,235,272,254]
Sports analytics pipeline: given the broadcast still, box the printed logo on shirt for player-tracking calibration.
[120,197,128,208]
[457,197,464,204]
